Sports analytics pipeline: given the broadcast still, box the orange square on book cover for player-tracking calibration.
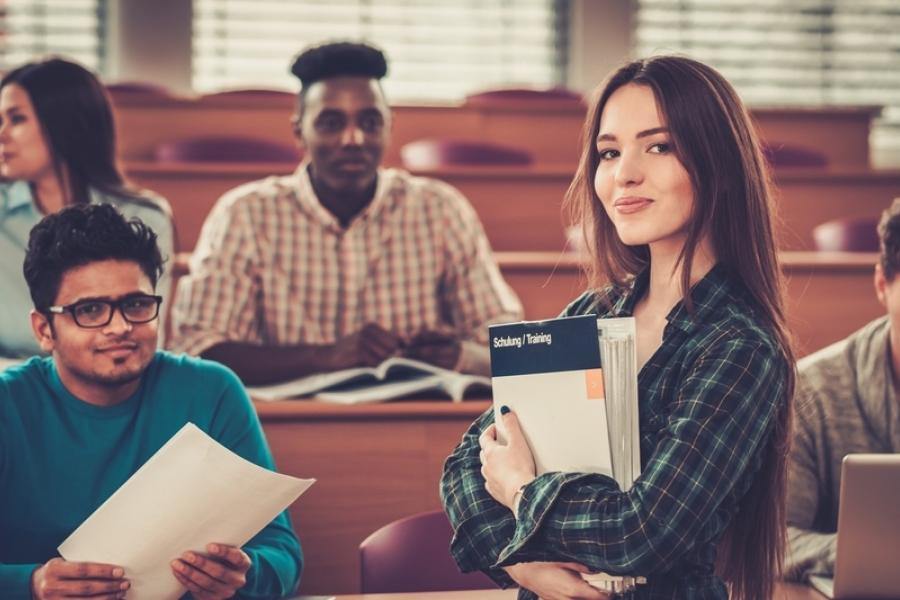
[585,368,604,399]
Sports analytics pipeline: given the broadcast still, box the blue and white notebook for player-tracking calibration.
[489,314,639,488]
[490,313,644,594]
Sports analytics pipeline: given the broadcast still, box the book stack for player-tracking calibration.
[489,314,644,594]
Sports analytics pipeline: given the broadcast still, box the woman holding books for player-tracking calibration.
[441,55,794,600]
[0,57,174,358]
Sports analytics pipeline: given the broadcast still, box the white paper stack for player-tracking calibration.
[596,317,641,490]
[58,423,314,600]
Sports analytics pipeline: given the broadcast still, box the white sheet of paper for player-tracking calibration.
[58,422,314,600]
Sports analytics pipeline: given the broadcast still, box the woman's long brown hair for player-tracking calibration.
[0,57,165,214]
[565,56,795,600]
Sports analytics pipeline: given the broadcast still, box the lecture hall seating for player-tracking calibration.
[137,91,881,595]
[111,92,898,253]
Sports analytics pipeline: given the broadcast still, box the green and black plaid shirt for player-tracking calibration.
[441,264,789,599]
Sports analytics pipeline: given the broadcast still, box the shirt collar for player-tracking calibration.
[1,180,111,214]
[664,263,735,334]
[294,162,394,230]
[3,180,38,212]
[609,262,735,333]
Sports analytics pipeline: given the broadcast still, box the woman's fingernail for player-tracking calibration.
[500,405,510,415]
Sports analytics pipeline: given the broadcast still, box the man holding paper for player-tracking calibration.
[0,204,302,599]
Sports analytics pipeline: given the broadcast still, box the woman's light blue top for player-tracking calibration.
[0,180,175,358]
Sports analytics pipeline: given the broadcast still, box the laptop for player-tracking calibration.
[808,454,900,599]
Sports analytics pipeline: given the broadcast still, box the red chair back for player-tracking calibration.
[812,216,880,252]
[359,510,496,593]
[401,139,532,170]
[154,136,301,163]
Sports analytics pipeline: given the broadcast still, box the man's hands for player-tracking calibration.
[403,329,461,370]
[171,543,251,600]
[332,324,462,371]
[479,407,537,510]
[332,323,404,369]
[504,562,610,600]
[31,558,129,599]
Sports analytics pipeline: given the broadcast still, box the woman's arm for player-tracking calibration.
[440,409,517,587]
[494,335,787,575]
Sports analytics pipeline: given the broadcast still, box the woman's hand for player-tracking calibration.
[479,406,537,510]
[504,562,610,600]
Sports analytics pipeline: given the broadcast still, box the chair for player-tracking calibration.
[200,88,296,102]
[105,81,177,99]
[762,142,828,168]
[401,139,533,170]
[153,136,301,163]
[465,86,585,107]
[359,510,496,593]
[812,215,880,252]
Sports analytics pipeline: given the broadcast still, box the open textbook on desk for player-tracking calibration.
[489,314,643,593]
[246,356,491,404]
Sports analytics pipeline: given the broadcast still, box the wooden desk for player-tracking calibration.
[494,251,882,357]
[170,250,880,359]
[111,92,877,169]
[259,391,846,595]
[125,162,574,252]
[291,581,823,599]
[125,161,898,253]
[775,168,899,250]
[259,400,489,595]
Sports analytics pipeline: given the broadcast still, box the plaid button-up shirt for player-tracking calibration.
[441,264,789,599]
[170,165,522,355]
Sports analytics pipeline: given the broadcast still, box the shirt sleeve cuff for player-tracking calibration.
[0,563,40,600]
[496,471,617,567]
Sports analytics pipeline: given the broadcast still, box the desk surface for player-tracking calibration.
[295,581,823,599]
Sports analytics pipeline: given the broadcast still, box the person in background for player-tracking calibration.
[169,41,521,385]
[0,57,174,359]
[0,204,301,599]
[441,56,794,600]
[784,198,900,581]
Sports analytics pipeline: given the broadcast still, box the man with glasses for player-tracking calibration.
[0,204,302,600]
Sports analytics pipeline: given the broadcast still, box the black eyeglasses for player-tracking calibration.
[46,295,163,328]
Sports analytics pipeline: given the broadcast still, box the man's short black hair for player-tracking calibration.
[23,204,164,311]
[290,41,387,92]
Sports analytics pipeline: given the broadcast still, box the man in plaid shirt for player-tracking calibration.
[170,42,521,384]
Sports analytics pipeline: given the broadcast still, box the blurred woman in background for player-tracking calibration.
[0,57,174,358]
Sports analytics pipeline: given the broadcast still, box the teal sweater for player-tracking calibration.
[0,352,302,599]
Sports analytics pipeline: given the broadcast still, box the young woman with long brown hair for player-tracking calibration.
[441,55,794,600]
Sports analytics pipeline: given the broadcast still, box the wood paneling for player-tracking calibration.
[259,401,487,595]
[111,92,876,168]
[494,251,882,357]
[127,162,899,253]
[170,250,881,359]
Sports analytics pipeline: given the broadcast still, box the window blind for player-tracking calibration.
[0,0,104,72]
[636,0,900,166]
[193,0,569,102]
